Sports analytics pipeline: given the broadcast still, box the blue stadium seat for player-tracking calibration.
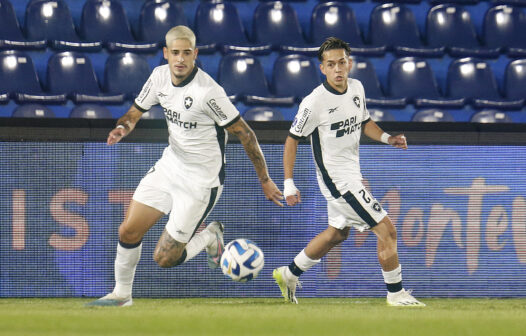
[243,106,285,121]
[490,0,526,7]
[0,0,46,50]
[0,92,8,104]
[70,104,112,119]
[504,59,526,100]
[426,4,499,58]
[253,1,316,55]
[138,0,187,44]
[12,104,55,118]
[13,104,55,118]
[412,109,455,122]
[446,58,523,109]
[103,53,151,100]
[310,2,385,56]
[195,1,271,54]
[79,0,157,52]
[46,51,125,104]
[368,109,396,121]
[348,58,406,108]
[24,0,102,52]
[470,109,513,123]
[141,105,166,119]
[388,57,464,108]
[369,3,444,57]
[218,52,294,106]
[0,50,66,104]
[271,54,321,101]
[484,5,526,57]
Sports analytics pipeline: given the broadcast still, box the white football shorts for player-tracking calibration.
[328,186,387,232]
[132,151,222,243]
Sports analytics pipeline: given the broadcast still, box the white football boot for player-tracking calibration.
[273,266,301,304]
[205,221,224,269]
[85,292,132,307]
[387,289,426,307]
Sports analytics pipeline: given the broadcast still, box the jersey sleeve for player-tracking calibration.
[202,86,240,127]
[289,98,318,139]
[358,80,370,122]
[134,69,159,111]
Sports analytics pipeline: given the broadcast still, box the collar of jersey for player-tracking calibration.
[172,66,198,87]
[323,80,346,95]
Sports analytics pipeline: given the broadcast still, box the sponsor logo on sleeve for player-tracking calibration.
[206,98,228,121]
[294,108,311,133]
[137,78,153,103]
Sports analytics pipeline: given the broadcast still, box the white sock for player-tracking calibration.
[382,264,402,284]
[184,229,214,262]
[113,242,142,298]
[288,249,321,278]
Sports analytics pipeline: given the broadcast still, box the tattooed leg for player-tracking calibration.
[153,229,187,268]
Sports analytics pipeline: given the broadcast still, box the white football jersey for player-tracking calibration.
[135,65,240,187]
[289,79,371,200]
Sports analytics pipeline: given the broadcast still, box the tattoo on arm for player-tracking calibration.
[153,230,187,268]
[228,120,269,183]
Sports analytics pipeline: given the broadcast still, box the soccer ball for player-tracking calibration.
[220,238,264,282]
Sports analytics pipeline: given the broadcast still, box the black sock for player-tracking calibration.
[288,261,304,277]
[386,281,403,293]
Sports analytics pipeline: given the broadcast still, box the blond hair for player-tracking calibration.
[165,25,196,48]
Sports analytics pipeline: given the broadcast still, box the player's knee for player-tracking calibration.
[328,228,349,246]
[118,225,142,244]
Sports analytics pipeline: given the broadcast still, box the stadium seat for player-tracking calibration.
[490,0,526,7]
[368,109,396,122]
[470,109,513,123]
[0,50,66,104]
[484,5,526,57]
[46,51,125,104]
[348,58,406,108]
[24,0,102,52]
[412,109,455,122]
[0,92,8,104]
[368,3,444,57]
[103,53,151,100]
[253,1,316,55]
[69,104,112,119]
[218,52,294,106]
[271,54,321,101]
[12,104,55,118]
[310,2,385,56]
[388,57,464,108]
[79,0,157,52]
[243,106,285,121]
[426,4,499,58]
[138,0,187,44]
[195,1,271,54]
[0,0,46,50]
[446,58,523,109]
[504,59,526,100]
[141,105,166,119]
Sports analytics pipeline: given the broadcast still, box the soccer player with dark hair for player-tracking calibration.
[88,26,283,306]
[273,37,425,306]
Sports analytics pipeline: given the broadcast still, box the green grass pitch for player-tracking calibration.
[0,298,525,336]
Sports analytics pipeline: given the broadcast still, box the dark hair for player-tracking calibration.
[317,37,351,61]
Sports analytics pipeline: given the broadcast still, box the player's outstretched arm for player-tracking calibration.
[283,136,301,206]
[226,117,283,207]
[363,119,407,150]
[107,105,144,146]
